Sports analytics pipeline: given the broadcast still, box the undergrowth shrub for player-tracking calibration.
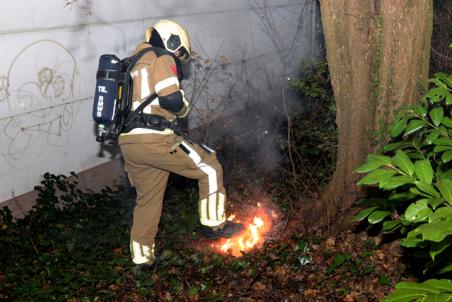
[0,173,133,300]
[287,61,337,189]
[353,72,452,301]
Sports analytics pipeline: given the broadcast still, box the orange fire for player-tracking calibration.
[213,204,273,257]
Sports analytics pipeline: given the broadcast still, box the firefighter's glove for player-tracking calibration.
[199,221,245,239]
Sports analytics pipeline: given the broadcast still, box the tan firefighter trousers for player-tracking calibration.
[119,132,226,264]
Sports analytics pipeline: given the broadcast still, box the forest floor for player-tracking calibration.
[0,173,411,302]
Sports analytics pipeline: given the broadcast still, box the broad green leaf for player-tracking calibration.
[367,210,391,224]
[426,86,447,103]
[415,104,428,117]
[428,198,446,210]
[441,151,452,163]
[416,181,441,197]
[357,169,397,186]
[429,207,452,223]
[408,221,452,242]
[405,199,432,222]
[400,237,423,247]
[352,207,377,222]
[415,160,434,184]
[410,187,435,198]
[437,179,452,205]
[355,154,392,173]
[355,198,388,208]
[432,138,452,147]
[389,191,417,201]
[447,93,452,105]
[422,293,452,302]
[381,289,424,302]
[430,240,451,261]
[430,107,444,127]
[433,73,452,88]
[381,176,413,189]
[393,150,415,176]
[404,119,428,137]
[441,116,452,128]
[426,130,441,144]
[390,117,408,137]
[396,281,440,293]
[437,264,452,274]
[433,145,452,153]
[423,279,452,292]
[381,142,404,153]
[383,220,401,232]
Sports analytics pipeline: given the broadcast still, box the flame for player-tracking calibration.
[214,206,272,257]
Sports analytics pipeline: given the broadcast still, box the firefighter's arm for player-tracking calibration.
[153,55,190,117]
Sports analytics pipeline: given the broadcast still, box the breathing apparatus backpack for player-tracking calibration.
[92,48,156,143]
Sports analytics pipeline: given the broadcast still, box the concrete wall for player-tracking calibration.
[0,0,320,210]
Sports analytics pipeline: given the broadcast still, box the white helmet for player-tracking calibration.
[145,20,191,62]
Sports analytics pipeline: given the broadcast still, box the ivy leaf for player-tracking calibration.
[390,117,408,137]
[436,179,452,205]
[403,119,428,137]
[441,151,452,163]
[414,160,434,184]
[429,107,444,127]
[393,150,415,176]
[355,154,392,173]
[352,207,377,222]
[415,181,440,198]
[404,199,432,222]
[367,210,391,224]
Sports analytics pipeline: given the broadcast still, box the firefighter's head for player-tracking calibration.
[146,20,191,63]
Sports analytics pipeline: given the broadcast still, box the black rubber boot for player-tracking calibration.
[199,221,245,239]
[132,260,157,275]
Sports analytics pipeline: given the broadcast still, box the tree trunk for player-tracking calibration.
[318,0,433,222]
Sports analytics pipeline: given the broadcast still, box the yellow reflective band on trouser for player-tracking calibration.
[199,192,226,227]
[130,240,155,264]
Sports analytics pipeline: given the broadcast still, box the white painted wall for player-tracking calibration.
[0,0,320,203]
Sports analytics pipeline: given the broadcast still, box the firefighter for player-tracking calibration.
[118,20,244,266]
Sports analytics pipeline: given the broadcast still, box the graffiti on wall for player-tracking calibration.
[0,40,80,170]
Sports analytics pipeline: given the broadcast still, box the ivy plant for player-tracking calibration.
[353,72,452,300]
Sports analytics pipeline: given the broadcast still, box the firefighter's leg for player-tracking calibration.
[163,139,244,237]
[122,156,169,265]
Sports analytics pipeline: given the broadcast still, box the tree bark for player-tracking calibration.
[318,0,433,222]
